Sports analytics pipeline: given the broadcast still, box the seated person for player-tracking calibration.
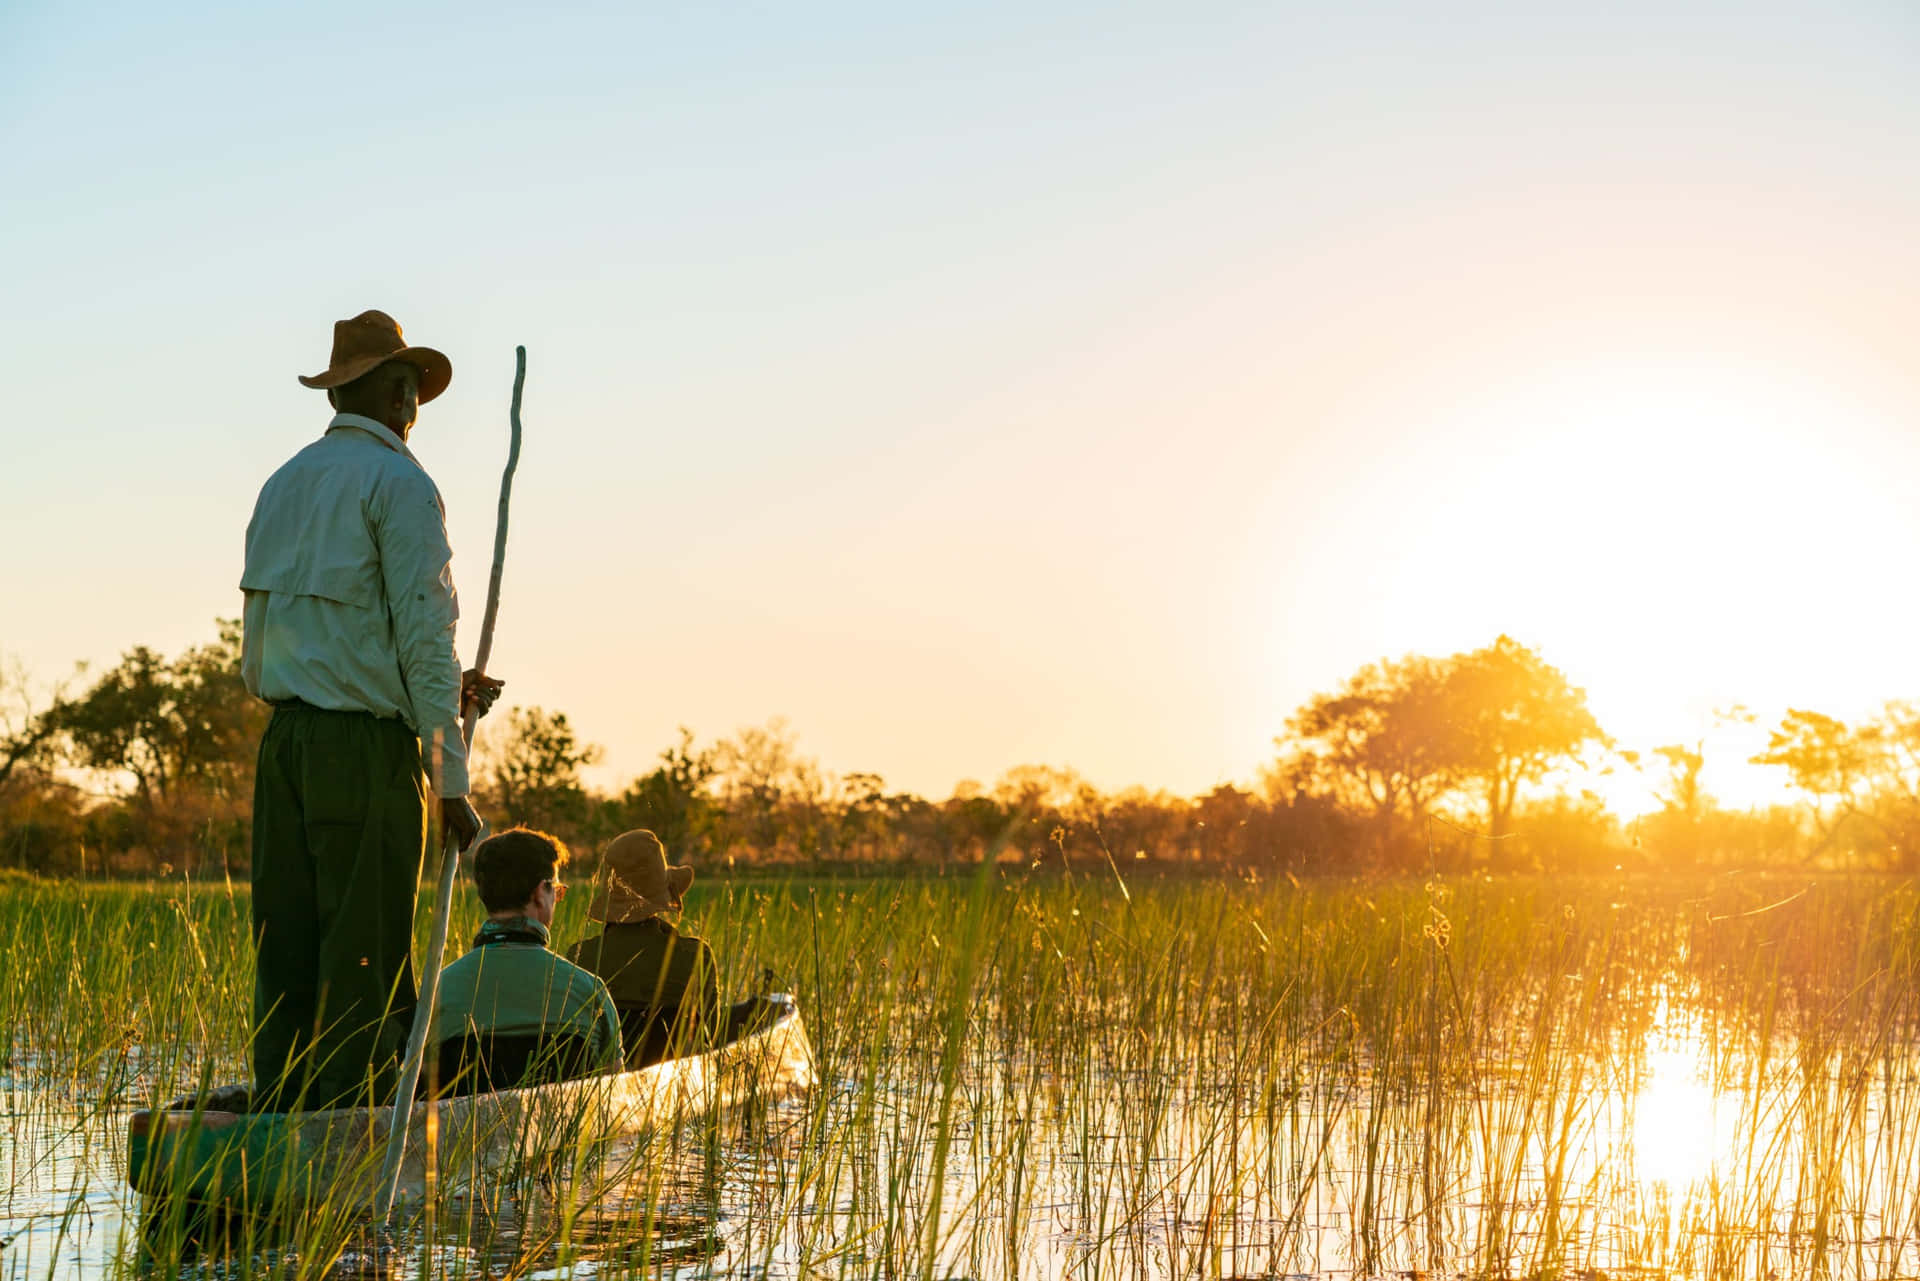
[428,827,623,1096]
[565,829,727,1067]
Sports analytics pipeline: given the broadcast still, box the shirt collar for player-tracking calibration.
[475,915,551,946]
[326,412,421,466]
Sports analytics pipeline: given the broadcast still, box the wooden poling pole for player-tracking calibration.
[376,345,527,1223]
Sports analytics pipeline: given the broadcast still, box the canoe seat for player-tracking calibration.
[428,1031,595,1098]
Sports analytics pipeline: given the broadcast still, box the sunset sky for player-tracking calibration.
[4,2,1918,815]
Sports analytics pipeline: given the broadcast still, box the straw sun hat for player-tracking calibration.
[298,309,452,404]
[589,829,694,924]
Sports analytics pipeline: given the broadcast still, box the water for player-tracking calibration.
[3,1087,130,1277]
[10,996,1920,1280]
[10,873,1920,1279]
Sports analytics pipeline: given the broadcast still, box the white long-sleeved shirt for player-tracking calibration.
[240,412,469,797]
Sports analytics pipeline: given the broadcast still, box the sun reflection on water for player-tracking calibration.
[1630,1019,1724,1189]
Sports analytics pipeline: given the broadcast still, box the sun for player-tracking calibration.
[1274,353,1919,820]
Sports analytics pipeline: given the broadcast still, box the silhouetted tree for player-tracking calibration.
[1653,741,1708,820]
[992,764,1087,815]
[1277,654,1459,862]
[832,771,892,860]
[170,621,269,804]
[484,706,602,838]
[1441,636,1608,851]
[49,622,264,814]
[1192,784,1256,863]
[1868,702,1920,867]
[1753,703,1920,867]
[1751,708,1873,859]
[0,620,1869,877]
[711,718,821,857]
[939,782,1010,865]
[1634,740,1712,865]
[33,621,262,872]
[603,726,716,858]
[1086,786,1185,865]
[52,646,183,808]
[0,657,61,791]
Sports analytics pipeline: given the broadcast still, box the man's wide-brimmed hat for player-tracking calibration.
[298,309,452,404]
[589,829,694,924]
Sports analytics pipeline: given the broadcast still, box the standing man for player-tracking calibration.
[240,309,505,1111]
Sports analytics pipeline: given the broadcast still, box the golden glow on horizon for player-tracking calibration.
[1576,716,1789,822]
[9,0,1920,814]
[1281,354,1910,819]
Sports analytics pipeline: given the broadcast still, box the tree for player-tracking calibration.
[1652,741,1707,819]
[1632,740,1711,865]
[0,656,60,790]
[989,764,1089,862]
[832,771,892,860]
[52,645,182,808]
[1750,709,1870,845]
[169,621,268,803]
[484,706,602,837]
[1192,783,1256,863]
[48,621,265,813]
[1751,704,1920,866]
[992,764,1087,815]
[606,727,716,858]
[939,782,1009,866]
[1440,636,1608,849]
[1275,654,1460,860]
[0,655,86,874]
[1086,786,1185,865]
[33,621,263,872]
[710,717,820,854]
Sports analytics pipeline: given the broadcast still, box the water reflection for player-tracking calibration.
[19,978,1920,1280]
[122,1136,743,1279]
[1631,1016,1724,1189]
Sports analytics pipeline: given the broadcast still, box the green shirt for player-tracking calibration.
[565,919,721,1051]
[239,412,471,797]
[431,917,623,1069]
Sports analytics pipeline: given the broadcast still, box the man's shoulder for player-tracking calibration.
[437,946,488,985]
[253,435,330,499]
[258,427,437,505]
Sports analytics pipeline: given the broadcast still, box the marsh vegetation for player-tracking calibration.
[5,868,1920,1279]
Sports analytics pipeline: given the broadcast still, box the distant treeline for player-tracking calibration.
[0,624,1913,876]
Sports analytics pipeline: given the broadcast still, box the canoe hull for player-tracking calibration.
[128,996,813,1210]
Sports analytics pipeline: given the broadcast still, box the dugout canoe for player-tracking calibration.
[127,994,814,1210]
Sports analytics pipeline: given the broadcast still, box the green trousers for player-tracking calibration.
[250,704,428,1111]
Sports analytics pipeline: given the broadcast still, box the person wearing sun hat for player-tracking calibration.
[240,309,506,1111]
[564,829,723,1066]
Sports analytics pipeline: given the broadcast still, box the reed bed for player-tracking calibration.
[3,866,1920,1279]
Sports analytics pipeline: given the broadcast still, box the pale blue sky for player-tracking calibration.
[5,2,1918,807]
